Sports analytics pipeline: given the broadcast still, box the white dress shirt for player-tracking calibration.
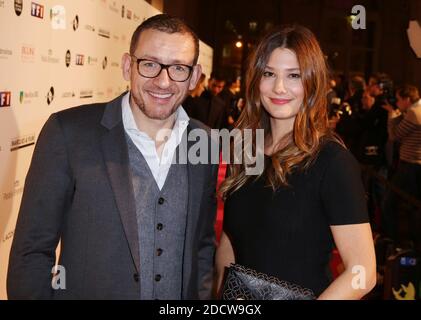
[122,92,189,190]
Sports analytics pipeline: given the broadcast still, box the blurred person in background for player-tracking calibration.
[382,84,421,250]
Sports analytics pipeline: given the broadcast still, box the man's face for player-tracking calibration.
[368,77,382,97]
[209,79,225,96]
[362,91,375,110]
[396,93,411,112]
[122,29,201,120]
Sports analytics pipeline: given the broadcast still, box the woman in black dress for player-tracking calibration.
[216,25,376,299]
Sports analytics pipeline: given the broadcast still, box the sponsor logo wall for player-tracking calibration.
[0,0,214,300]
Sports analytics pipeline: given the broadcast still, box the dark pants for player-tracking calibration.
[382,161,421,249]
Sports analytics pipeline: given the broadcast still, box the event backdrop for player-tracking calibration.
[0,0,213,300]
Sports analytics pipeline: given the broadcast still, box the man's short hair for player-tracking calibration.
[369,72,387,84]
[396,85,420,104]
[130,14,200,64]
[349,75,366,92]
[210,71,225,82]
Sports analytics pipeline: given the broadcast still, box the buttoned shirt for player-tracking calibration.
[122,92,190,189]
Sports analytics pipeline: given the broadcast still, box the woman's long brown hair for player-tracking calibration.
[220,25,343,200]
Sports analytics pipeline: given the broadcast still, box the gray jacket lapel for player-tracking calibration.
[100,93,140,273]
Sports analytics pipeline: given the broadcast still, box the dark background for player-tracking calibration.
[151,0,421,88]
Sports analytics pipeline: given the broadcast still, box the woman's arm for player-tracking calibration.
[317,223,376,300]
[214,231,236,296]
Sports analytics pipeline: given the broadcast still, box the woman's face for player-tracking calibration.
[259,48,304,124]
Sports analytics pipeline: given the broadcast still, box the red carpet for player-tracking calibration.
[215,162,227,244]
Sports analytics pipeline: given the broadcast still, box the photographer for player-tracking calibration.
[335,76,366,156]
[355,73,391,229]
[382,85,421,250]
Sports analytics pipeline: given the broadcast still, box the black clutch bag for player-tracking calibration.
[221,264,316,300]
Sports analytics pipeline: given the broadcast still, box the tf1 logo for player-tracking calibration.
[75,54,85,66]
[0,91,11,107]
[31,2,44,19]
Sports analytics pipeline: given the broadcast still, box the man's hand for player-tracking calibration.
[382,103,402,119]
[381,102,395,113]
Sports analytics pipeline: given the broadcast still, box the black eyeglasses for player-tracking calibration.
[131,56,194,82]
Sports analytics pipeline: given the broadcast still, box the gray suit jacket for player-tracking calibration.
[7,94,218,299]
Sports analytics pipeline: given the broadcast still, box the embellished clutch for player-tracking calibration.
[221,263,316,300]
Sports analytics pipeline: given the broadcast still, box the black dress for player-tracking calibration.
[223,141,369,296]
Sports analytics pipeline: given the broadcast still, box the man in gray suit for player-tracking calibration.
[7,14,218,300]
